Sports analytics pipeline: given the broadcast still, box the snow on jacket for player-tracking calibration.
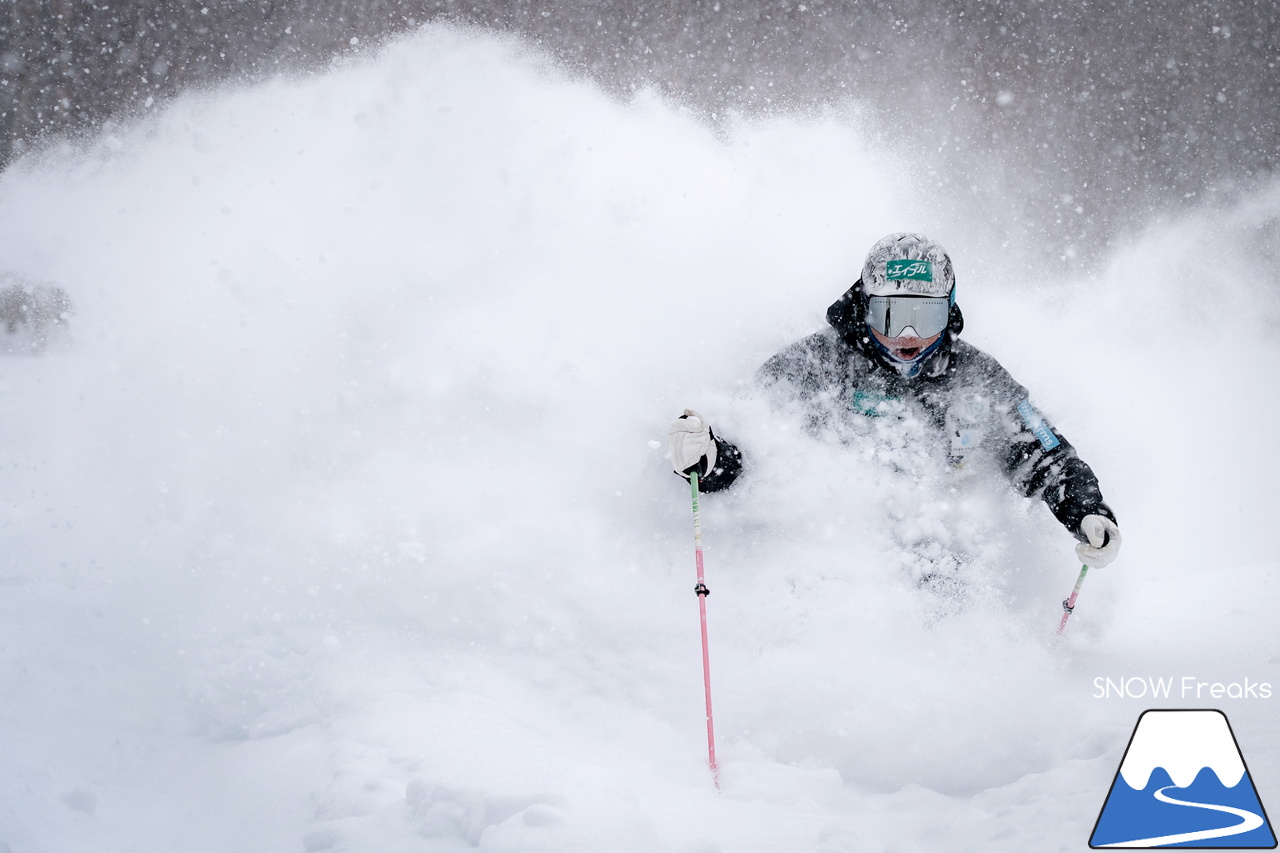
[698,281,1116,542]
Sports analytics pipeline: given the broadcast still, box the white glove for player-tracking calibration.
[1076,514,1121,568]
[668,409,717,479]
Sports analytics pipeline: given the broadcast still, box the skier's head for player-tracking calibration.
[861,233,956,374]
[826,232,964,379]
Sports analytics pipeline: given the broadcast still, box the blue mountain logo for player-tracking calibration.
[1090,709,1276,848]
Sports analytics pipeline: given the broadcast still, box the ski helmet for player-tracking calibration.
[861,233,955,298]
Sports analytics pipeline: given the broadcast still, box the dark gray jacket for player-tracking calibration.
[696,282,1116,541]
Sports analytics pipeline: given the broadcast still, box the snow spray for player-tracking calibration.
[689,472,721,789]
[1057,563,1090,634]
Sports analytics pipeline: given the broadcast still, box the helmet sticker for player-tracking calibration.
[886,259,933,282]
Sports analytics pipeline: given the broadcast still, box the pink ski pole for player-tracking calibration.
[1057,563,1090,634]
[689,472,721,789]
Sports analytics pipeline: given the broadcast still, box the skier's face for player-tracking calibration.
[869,326,943,363]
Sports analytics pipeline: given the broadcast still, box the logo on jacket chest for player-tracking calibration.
[851,388,899,417]
[946,394,992,463]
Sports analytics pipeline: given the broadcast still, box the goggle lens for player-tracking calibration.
[866,295,950,338]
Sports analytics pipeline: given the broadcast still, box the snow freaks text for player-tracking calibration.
[1093,677,1273,701]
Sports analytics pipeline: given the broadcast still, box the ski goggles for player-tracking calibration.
[865,294,951,338]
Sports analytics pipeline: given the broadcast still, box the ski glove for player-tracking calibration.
[1076,514,1121,568]
[668,409,718,479]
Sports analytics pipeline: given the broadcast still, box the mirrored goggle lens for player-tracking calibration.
[865,295,950,338]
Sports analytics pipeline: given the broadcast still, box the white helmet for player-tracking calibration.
[861,233,955,298]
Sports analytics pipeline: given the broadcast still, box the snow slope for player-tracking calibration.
[0,25,1277,853]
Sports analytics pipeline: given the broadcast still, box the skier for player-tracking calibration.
[667,232,1121,570]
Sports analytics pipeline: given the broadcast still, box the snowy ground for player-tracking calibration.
[0,25,1278,853]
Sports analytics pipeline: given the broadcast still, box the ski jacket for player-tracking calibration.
[698,282,1116,541]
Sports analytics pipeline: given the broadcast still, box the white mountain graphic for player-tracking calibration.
[1118,710,1246,790]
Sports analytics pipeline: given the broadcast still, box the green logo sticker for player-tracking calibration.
[852,389,898,417]
[886,259,933,282]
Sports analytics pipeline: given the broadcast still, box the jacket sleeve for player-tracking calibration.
[698,434,744,492]
[671,430,743,492]
[999,401,1117,539]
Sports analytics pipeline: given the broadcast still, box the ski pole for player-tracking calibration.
[1057,563,1090,634]
[689,471,721,790]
